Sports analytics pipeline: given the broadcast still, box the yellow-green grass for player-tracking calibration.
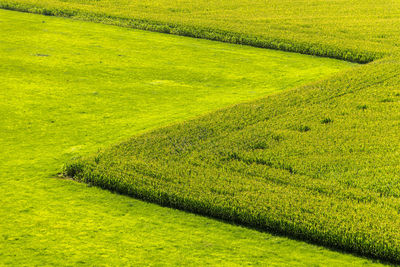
[0,9,369,265]
[2,0,400,63]
[4,0,400,263]
[29,0,400,263]
[70,56,400,263]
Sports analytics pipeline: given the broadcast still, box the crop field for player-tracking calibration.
[0,8,373,266]
[2,0,400,265]
[68,58,400,262]
[2,0,400,63]
[5,0,399,264]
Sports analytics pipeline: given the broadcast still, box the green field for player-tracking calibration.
[0,9,374,266]
[5,0,399,264]
[69,56,400,262]
[2,0,400,63]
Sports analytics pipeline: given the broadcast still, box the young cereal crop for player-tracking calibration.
[67,57,400,262]
[1,9,366,266]
[3,0,400,264]
[1,0,398,63]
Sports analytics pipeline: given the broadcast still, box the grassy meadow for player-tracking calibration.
[6,0,400,263]
[0,9,371,266]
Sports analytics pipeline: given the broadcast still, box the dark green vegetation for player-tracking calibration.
[0,9,369,266]
[14,0,399,263]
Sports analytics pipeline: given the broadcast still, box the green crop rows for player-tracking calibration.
[67,57,400,262]
[2,0,400,264]
[1,0,398,63]
[0,8,371,266]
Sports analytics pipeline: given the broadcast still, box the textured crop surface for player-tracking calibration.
[69,58,400,263]
[26,0,400,263]
[0,9,368,266]
[2,0,400,63]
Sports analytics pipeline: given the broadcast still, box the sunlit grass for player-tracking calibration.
[0,9,368,265]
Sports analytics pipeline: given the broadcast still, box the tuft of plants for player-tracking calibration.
[63,161,84,178]
[356,104,368,110]
[380,98,394,103]
[298,125,311,132]
[321,118,333,124]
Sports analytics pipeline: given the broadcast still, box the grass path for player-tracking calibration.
[0,9,381,265]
